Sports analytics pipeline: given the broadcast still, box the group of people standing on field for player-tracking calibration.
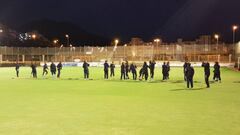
[15,62,63,79]
[183,61,221,89]
[103,60,170,81]
[14,60,222,89]
[42,62,63,78]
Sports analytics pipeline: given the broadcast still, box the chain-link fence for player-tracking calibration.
[0,44,236,64]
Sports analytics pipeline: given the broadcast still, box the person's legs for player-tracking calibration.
[145,73,148,81]
[152,71,154,79]
[218,72,221,81]
[110,70,113,77]
[87,71,89,79]
[213,73,216,81]
[84,71,86,79]
[16,70,19,77]
[126,71,129,79]
[187,78,190,88]
[205,75,210,88]
[190,77,193,88]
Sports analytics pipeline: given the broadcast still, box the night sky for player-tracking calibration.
[0,0,240,43]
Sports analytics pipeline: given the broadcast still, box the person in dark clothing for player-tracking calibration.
[142,62,149,81]
[42,62,48,76]
[162,62,167,80]
[166,62,170,80]
[15,62,20,78]
[202,62,211,88]
[57,62,63,78]
[120,62,126,80]
[183,62,188,81]
[149,60,156,80]
[186,63,195,89]
[50,62,57,77]
[139,67,144,80]
[125,61,130,79]
[31,63,37,78]
[110,62,115,77]
[83,61,90,79]
[104,60,109,79]
[213,62,221,82]
[130,63,137,80]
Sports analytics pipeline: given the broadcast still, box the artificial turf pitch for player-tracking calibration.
[0,67,240,135]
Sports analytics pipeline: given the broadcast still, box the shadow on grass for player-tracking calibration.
[233,81,240,83]
[170,87,206,91]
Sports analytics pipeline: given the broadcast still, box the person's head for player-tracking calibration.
[144,61,147,65]
[105,60,107,63]
[149,60,152,63]
[122,62,124,65]
[163,62,166,65]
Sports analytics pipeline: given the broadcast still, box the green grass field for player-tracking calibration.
[0,67,240,135]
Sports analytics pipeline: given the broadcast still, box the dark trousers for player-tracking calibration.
[132,72,137,80]
[187,77,193,88]
[110,70,115,77]
[104,70,109,79]
[184,72,187,81]
[144,73,148,81]
[205,74,210,87]
[84,70,89,79]
[57,69,61,78]
[32,71,37,78]
[150,70,154,79]
[43,70,48,76]
[125,71,129,79]
[166,72,169,79]
[162,73,167,80]
[51,71,56,76]
[121,72,126,80]
[213,72,221,81]
[16,70,19,77]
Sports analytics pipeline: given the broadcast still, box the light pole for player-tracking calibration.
[124,44,127,60]
[0,29,3,46]
[66,34,70,46]
[214,34,220,58]
[113,39,119,60]
[115,39,119,46]
[154,38,160,60]
[232,25,238,60]
[233,25,238,45]
[214,34,219,45]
